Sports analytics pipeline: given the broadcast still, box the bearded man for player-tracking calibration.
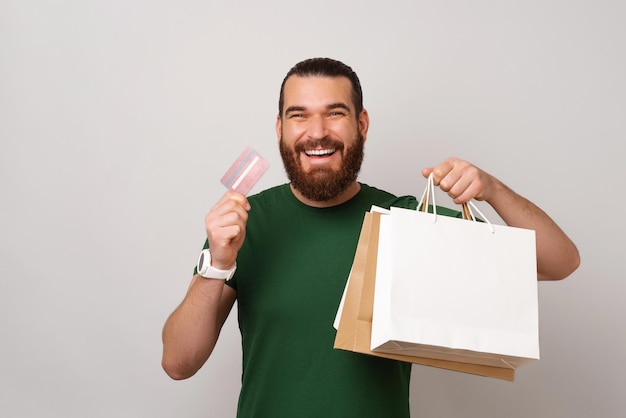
[162,58,579,418]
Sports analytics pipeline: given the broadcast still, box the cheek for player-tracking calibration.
[332,123,359,139]
[280,125,303,143]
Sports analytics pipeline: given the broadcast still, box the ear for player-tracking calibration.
[358,108,370,141]
[275,114,282,141]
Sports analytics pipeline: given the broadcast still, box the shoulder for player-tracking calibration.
[358,183,418,210]
[247,184,290,208]
[248,184,288,200]
[357,183,400,205]
[360,184,463,218]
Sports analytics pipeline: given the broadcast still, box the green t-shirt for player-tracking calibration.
[207,183,462,417]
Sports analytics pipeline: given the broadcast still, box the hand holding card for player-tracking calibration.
[220,147,270,196]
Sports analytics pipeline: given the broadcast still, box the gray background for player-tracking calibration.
[2,0,624,417]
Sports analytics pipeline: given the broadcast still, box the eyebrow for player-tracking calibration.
[327,103,351,113]
[284,106,306,115]
[284,103,352,115]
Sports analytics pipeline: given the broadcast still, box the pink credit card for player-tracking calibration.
[220,147,269,195]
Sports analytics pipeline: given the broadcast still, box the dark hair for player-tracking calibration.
[278,57,363,118]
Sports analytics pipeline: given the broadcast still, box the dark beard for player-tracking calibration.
[279,133,365,202]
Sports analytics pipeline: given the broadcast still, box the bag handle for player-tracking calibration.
[417,173,495,233]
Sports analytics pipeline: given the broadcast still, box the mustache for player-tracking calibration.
[294,137,345,153]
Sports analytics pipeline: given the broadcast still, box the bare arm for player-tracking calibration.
[162,191,250,379]
[162,278,236,379]
[423,158,580,281]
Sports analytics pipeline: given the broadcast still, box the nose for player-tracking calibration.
[306,115,328,140]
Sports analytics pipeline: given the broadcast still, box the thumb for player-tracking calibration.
[421,167,433,178]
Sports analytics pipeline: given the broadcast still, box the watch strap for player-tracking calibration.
[197,249,236,280]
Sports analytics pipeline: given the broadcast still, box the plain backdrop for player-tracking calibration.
[2,1,624,417]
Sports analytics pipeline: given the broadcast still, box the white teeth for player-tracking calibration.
[305,148,335,156]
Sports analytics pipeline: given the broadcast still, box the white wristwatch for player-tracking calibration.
[196,249,236,280]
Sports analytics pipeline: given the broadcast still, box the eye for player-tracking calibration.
[329,111,345,117]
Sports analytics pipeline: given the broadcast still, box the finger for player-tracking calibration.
[212,197,250,220]
[429,158,457,188]
[448,166,487,203]
[207,218,247,263]
[209,196,250,225]
[206,204,249,241]
[213,223,246,244]
[214,190,251,211]
[215,208,249,230]
[447,175,476,204]
[453,181,484,204]
[435,167,462,192]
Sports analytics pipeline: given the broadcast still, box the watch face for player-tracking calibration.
[198,252,205,269]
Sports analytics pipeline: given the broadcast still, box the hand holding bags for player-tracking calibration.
[334,175,539,380]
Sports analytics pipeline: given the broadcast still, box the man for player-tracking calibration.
[162,58,580,417]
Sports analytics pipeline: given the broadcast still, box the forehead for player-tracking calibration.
[283,75,353,110]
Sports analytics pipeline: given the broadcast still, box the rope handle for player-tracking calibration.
[417,173,495,234]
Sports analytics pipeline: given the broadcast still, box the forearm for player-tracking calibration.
[486,180,580,281]
[162,275,234,379]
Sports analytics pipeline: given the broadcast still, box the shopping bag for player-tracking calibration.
[333,209,517,381]
[370,175,539,370]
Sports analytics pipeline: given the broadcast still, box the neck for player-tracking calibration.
[290,181,361,208]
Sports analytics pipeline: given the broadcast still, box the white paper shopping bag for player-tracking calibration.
[370,178,539,370]
[334,211,517,380]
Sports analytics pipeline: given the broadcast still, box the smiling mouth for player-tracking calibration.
[304,148,336,157]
